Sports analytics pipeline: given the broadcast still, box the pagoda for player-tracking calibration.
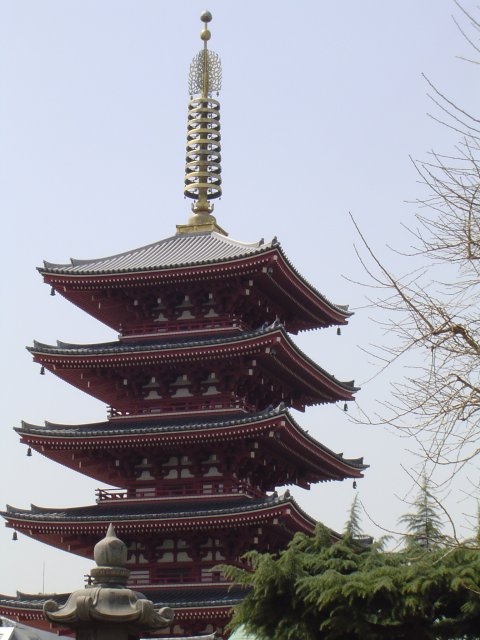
[0,12,366,639]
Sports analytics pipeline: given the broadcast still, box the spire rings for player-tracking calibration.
[184,96,222,202]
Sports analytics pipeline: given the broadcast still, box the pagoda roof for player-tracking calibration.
[0,491,315,540]
[40,232,351,330]
[3,494,311,526]
[28,324,358,398]
[0,592,68,612]
[42,232,276,275]
[17,408,366,480]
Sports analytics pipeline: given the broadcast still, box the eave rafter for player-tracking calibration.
[3,497,314,560]
[17,410,365,486]
[42,244,351,333]
[28,327,357,416]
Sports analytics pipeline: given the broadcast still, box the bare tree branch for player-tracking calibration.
[353,4,480,489]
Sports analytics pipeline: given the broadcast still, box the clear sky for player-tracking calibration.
[0,0,478,596]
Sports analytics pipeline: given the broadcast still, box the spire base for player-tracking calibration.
[176,211,228,236]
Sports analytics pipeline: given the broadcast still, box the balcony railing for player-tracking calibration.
[127,565,226,586]
[108,397,255,420]
[120,316,248,340]
[96,480,264,503]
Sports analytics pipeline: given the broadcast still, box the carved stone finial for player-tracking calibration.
[43,526,174,639]
[94,524,127,568]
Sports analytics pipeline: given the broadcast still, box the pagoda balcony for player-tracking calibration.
[119,316,249,341]
[96,481,265,503]
[107,396,256,420]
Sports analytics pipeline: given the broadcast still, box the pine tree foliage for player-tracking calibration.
[344,493,363,539]
[399,476,444,550]
[220,524,480,640]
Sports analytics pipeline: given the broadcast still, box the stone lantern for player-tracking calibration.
[43,524,173,640]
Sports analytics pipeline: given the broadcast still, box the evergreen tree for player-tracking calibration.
[221,525,480,640]
[399,476,444,550]
[344,493,363,539]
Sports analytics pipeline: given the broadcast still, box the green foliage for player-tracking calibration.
[399,476,444,551]
[344,494,363,539]
[220,524,480,640]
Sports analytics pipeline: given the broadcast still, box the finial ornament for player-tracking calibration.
[43,525,173,638]
[188,11,222,97]
[178,11,226,236]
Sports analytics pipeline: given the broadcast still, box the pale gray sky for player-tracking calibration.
[0,0,478,595]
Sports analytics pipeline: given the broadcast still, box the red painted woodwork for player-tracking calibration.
[3,232,362,638]
[41,246,351,335]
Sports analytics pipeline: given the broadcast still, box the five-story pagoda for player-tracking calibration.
[1,12,366,639]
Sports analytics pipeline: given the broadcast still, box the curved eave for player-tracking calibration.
[17,410,366,480]
[41,240,350,329]
[2,497,315,537]
[28,326,358,403]
[0,603,54,628]
[274,244,351,323]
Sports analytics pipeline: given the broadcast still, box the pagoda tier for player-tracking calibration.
[16,409,366,493]
[40,233,351,336]
[2,495,313,584]
[29,325,357,417]
[0,588,245,635]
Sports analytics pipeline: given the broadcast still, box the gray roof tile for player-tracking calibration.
[17,408,366,470]
[42,232,274,274]
[4,495,314,525]
[40,231,350,319]
[28,324,359,394]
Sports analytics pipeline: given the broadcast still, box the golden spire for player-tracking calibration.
[177,11,226,235]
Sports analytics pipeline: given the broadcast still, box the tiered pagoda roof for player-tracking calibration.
[16,408,366,487]
[28,324,357,417]
[40,232,351,334]
[3,493,313,541]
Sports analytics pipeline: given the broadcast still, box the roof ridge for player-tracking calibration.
[41,233,274,272]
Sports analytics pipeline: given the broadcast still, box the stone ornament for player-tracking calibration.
[44,525,173,634]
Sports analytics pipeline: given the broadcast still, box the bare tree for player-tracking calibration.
[354,2,480,480]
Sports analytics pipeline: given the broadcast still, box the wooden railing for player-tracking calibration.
[108,397,255,419]
[120,316,248,339]
[96,489,128,502]
[127,565,225,586]
[96,481,263,503]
